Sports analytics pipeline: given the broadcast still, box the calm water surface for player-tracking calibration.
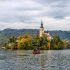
[0,50,70,70]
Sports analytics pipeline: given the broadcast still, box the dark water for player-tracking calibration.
[0,50,70,70]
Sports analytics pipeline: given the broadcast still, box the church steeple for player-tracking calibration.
[39,20,52,40]
[40,20,43,28]
[39,20,44,37]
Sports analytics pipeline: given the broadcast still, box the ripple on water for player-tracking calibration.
[0,50,70,70]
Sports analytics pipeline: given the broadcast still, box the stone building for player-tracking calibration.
[39,21,52,40]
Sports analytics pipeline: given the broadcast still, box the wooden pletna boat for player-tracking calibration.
[33,48,40,54]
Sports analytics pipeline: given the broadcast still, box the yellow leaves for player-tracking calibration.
[16,35,31,48]
[47,42,50,49]
[17,35,31,42]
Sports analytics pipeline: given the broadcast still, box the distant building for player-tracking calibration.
[39,21,44,37]
[39,21,52,40]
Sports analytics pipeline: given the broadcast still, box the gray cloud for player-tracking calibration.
[34,0,70,19]
[0,0,43,23]
[0,0,69,30]
[34,0,70,4]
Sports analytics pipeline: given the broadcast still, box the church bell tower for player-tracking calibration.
[39,21,44,37]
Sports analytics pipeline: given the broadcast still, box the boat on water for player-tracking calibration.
[33,48,40,54]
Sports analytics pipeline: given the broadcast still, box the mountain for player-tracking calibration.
[0,28,70,47]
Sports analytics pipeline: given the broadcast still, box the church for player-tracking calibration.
[39,21,52,41]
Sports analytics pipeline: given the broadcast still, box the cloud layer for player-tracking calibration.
[0,0,70,30]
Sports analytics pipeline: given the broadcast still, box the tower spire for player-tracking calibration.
[39,20,44,37]
[40,20,43,28]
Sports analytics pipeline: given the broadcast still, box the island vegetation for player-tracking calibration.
[5,34,68,50]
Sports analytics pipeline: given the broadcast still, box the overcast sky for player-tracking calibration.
[0,0,70,31]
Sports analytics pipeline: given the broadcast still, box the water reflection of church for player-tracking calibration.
[39,21,52,40]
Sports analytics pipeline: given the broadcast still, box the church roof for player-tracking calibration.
[44,30,49,33]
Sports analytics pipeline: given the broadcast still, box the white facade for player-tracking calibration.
[39,27,44,37]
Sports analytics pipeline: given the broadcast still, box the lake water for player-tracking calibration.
[0,50,70,70]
